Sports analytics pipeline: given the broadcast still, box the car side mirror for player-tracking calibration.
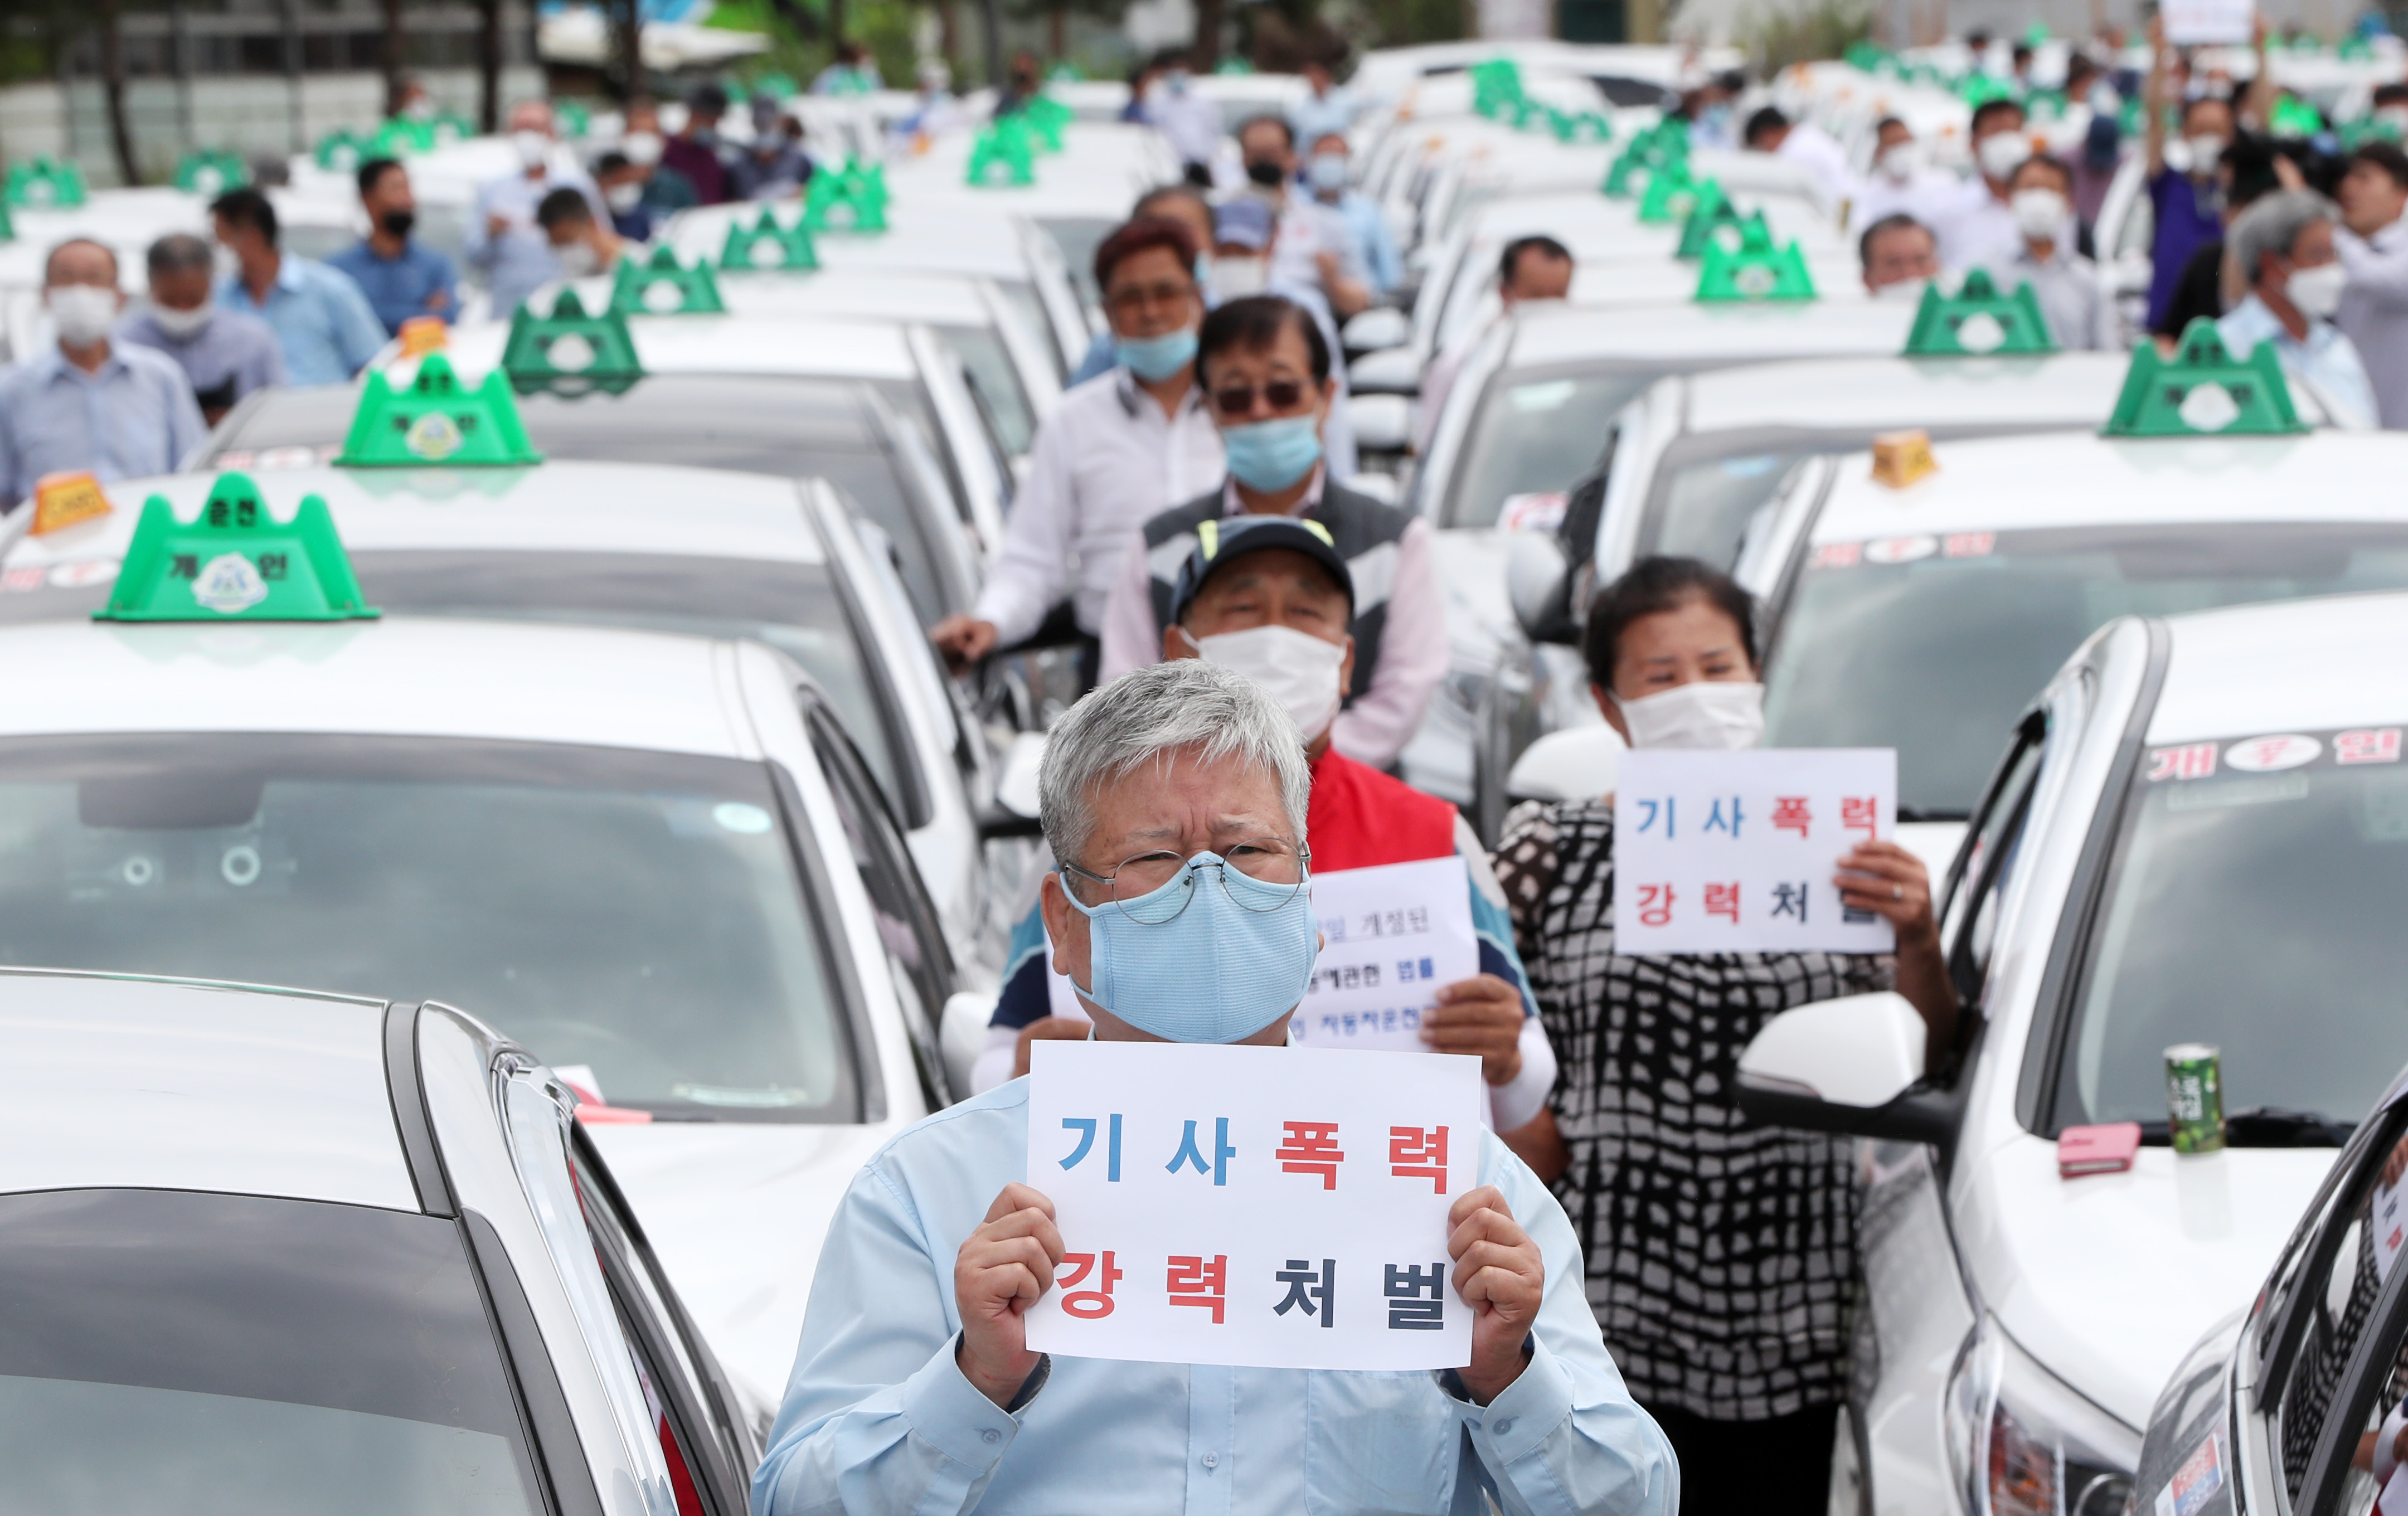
[1507,529,1575,644]
[1341,306,1411,354]
[978,730,1046,843]
[1736,992,1954,1144]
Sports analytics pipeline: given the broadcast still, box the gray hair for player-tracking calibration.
[2230,190,2337,288]
[1037,660,1312,867]
[147,232,213,278]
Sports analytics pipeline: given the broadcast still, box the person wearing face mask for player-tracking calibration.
[591,151,653,240]
[1101,294,1441,768]
[1302,130,1400,295]
[1143,51,1224,186]
[1066,184,1218,386]
[1931,97,2034,266]
[210,189,385,387]
[1740,106,1859,219]
[2143,16,2259,332]
[661,83,733,205]
[118,234,282,426]
[326,158,458,337]
[728,111,814,201]
[1285,56,1359,149]
[1416,234,1572,455]
[468,100,610,314]
[1850,118,1951,232]
[532,188,623,290]
[1491,555,1953,1516]
[2335,140,2408,428]
[1977,154,2116,349]
[755,658,1678,1516]
[1236,114,1372,320]
[929,217,1221,680]
[978,518,1557,1131]
[2218,188,2376,427]
[1857,212,1940,300]
[0,240,205,513]
[618,98,700,215]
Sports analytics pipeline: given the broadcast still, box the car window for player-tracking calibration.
[0,733,860,1121]
[1640,448,1813,568]
[1763,524,2408,818]
[940,325,1036,456]
[1447,370,1658,528]
[1944,711,2047,1018]
[2050,725,2408,1143]
[0,1188,546,1515]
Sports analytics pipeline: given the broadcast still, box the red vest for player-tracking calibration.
[1305,747,1460,872]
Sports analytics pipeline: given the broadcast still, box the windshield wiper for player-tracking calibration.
[2134,1108,2356,1148]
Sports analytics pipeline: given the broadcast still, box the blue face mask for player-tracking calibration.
[1116,327,1198,383]
[1065,851,1318,1043]
[1221,415,1323,492]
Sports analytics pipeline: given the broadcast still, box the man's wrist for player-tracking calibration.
[956,1336,1045,1408]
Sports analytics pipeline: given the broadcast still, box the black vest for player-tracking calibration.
[1140,480,1413,706]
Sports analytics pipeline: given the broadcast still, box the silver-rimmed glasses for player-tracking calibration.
[1061,837,1312,924]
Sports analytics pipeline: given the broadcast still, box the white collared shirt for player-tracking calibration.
[2338,212,2408,429]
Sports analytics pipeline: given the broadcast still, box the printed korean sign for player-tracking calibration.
[1292,856,1477,1053]
[1024,1041,1480,1370]
[1614,748,1897,955]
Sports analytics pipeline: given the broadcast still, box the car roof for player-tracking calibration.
[4,461,826,570]
[0,615,758,758]
[710,268,993,325]
[661,203,1039,281]
[433,312,920,381]
[0,970,420,1212]
[1809,430,2408,541]
[2150,591,2408,742]
[1682,353,2135,434]
[1507,299,1916,367]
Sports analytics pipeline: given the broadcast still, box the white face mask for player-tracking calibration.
[1876,141,1920,181]
[604,181,643,213]
[513,129,552,169]
[2184,134,2228,175]
[1872,275,1930,304]
[555,241,600,279]
[1614,679,1765,751]
[2286,261,2347,319]
[47,284,119,348]
[1976,130,2028,183]
[2011,186,2069,240]
[149,300,212,338]
[1184,624,1345,742]
[622,130,664,167]
[1211,255,1268,298]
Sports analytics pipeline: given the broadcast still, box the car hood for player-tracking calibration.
[588,1119,902,1416]
[1960,1133,2336,1429]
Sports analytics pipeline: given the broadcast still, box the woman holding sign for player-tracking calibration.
[1493,556,1955,1516]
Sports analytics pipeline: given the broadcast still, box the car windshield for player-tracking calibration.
[1640,446,1812,567]
[1446,368,1658,527]
[206,376,963,625]
[2052,726,2408,1138]
[0,735,856,1119]
[1763,524,2408,816]
[0,1188,542,1514]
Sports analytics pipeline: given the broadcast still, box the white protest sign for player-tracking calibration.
[1023,1040,1482,1371]
[2161,0,2252,45]
[1613,748,1898,955]
[1292,855,1477,1053]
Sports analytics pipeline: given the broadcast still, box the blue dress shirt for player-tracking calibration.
[0,342,207,509]
[216,257,387,386]
[115,306,285,412]
[1324,188,1404,295]
[753,1078,1677,1516]
[325,237,460,336]
[2219,293,2381,430]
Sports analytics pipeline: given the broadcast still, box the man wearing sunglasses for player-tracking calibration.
[756,659,1677,1516]
[930,215,1223,682]
[1098,294,1445,771]
[976,517,1555,1130]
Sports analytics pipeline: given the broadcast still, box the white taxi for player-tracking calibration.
[1738,590,2408,1516]
[0,969,759,1503]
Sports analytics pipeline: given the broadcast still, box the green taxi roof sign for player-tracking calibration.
[608,246,727,316]
[0,198,14,245]
[501,288,643,395]
[1673,183,1747,260]
[720,206,820,271]
[805,159,890,229]
[1695,222,1816,302]
[1902,268,2057,355]
[1635,163,1705,224]
[314,127,372,172]
[2101,318,2307,438]
[967,122,1038,187]
[1602,120,1686,197]
[96,476,380,623]
[172,149,249,195]
[336,353,544,466]
[4,156,87,210]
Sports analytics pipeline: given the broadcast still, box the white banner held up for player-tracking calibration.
[2161,0,2252,45]
[1293,855,1477,1054]
[1613,748,1897,955]
[1023,1041,1482,1371]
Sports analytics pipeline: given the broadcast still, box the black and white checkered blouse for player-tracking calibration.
[1495,798,1892,1422]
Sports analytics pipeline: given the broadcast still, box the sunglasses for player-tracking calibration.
[1211,380,1309,417]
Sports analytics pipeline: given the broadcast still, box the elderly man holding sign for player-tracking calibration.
[754,660,1676,1516]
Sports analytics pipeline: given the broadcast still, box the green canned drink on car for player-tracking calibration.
[2164,1044,2225,1155]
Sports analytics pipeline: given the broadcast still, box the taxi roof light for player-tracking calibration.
[1902,269,2057,356]
[501,287,643,395]
[607,247,727,317]
[719,206,821,271]
[1635,162,1703,224]
[1694,222,1817,303]
[966,120,1038,187]
[336,353,545,466]
[2100,318,2308,438]
[4,156,88,210]
[95,475,380,623]
[804,159,890,229]
[1673,183,1753,261]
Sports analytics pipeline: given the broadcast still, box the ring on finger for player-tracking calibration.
[1891,883,1904,901]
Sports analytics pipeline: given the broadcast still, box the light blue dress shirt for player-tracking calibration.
[0,342,207,509]
[2219,293,2379,430]
[1324,188,1403,295]
[216,256,387,386]
[1288,86,1360,149]
[753,1078,1677,1516]
[468,168,606,318]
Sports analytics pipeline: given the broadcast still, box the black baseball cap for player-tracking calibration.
[1168,515,1354,624]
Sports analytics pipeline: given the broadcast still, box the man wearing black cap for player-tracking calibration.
[976,514,1555,1139]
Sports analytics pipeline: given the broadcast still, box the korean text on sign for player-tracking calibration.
[1025,1040,1481,1371]
[1613,748,1897,955]
[1292,855,1477,1053]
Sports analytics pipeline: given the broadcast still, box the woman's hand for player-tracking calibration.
[1833,840,1938,949]
[1424,975,1525,1085]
